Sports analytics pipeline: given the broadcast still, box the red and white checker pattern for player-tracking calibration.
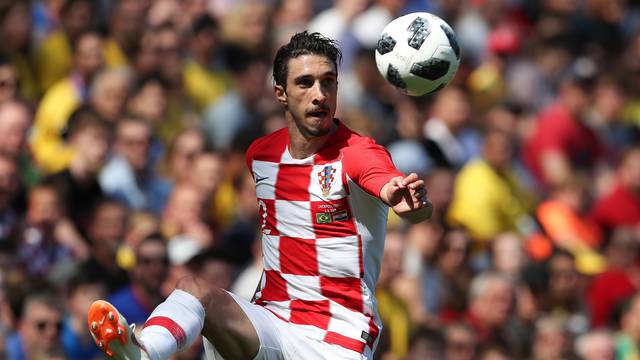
[246,122,402,354]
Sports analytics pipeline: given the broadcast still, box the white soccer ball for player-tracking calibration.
[375,12,461,96]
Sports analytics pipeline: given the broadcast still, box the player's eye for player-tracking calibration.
[296,78,313,88]
[322,78,336,87]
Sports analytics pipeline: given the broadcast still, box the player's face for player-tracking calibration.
[275,54,337,138]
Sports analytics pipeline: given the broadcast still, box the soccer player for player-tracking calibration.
[87,31,432,360]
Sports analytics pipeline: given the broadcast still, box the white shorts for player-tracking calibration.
[203,292,371,360]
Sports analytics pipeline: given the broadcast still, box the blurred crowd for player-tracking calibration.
[0,0,639,359]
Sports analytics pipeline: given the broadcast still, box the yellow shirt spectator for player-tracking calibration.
[183,58,229,111]
[30,76,83,173]
[447,159,532,243]
[10,53,39,101]
[34,33,127,92]
[34,30,72,91]
[376,288,411,358]
[103,38,129,68]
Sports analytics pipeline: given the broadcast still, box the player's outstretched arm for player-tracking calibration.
[380,173,433,224]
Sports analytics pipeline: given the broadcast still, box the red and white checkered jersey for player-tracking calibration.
[245,120,403,354]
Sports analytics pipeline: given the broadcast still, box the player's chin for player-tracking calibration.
[305,117,332,136]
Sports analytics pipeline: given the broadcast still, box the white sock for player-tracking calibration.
[139,290,205,360]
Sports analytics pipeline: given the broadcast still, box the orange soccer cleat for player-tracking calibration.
[87,300,151,360]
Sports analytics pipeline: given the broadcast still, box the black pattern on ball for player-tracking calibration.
[377,33,397,55]
[406,17,430,50]
[410,58,450,80]
[440,24,460,60]
[386,64,406,89]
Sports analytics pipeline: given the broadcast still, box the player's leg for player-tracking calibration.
[174,275,261,359]
[88,299,149,360]
[88,275,260,360]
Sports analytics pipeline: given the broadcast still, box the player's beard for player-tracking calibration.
[293,111,333,138]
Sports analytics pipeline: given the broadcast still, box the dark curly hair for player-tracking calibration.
[272,31,342,89]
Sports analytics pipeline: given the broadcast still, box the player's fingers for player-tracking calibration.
[401,173,419,186]
[408,179,425,190]
[390,176,405,189]
[414,188,427,198]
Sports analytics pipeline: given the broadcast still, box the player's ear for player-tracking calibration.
[274,85,287,105]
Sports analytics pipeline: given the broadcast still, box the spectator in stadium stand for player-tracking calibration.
[188,151,242,234]
[375,227,412,359]
[0,1,38,101]
[221,1,271,55]
[16,184,88,280]
[522,65,606,189]
[463,272,514,350]
[107,234,169,326]
[534,176,605,273]
[0,154,19,243]
[61,273,107,360]
[160,182,213,249]
[157,127,206,187]
[0,103,25,154]
[529,315,571,360]
[189,248,239,292]
[99,115,172,215]
[540,250,589,336]
[443,322,478,360]
[0,100,39,187]
[574,329,616,360]
[616,293,640,359]
[490,232,526,278]
[404,326,445,360]
[0,55,20,104]
[422,228,473,321]
[103,0,147,68]
[31,29,105,174]
[125,75,171,147]
[89,67,133,124]
[202,45,270,152]
[216,170,263,265]
[589,146,640,235]
[307,0,369,46]
[423,167,454,227]
[43,106,111,231]
[5,292,67,359]
[231,232,264,301]
[587,227,639,328]
[33,0,95,92]
[585,75,633,158]
[447,128,534,245]
[79,199,131,293]
[420,85,481,170]
[183,14,230,112]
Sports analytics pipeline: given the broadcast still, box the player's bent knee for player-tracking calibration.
[174,275,211,302]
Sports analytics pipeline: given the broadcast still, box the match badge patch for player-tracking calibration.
[332,210,348,222]
[316,213,331,224]
[317,165,336,197]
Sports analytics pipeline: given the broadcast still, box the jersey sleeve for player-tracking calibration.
[245,140,259,176]
[344,140,404,198]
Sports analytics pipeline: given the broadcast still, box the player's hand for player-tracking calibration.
[382,173,432,223]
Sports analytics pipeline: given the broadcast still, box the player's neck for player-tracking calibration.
[288,120,337,159]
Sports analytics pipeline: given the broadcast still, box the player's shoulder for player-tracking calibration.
[338,121,379,149]
[246,127,289,162]
[337,121,387,155]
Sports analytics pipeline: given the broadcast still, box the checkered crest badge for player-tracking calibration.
[318,165,336,197]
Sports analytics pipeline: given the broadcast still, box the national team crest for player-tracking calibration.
[317,165,336,197]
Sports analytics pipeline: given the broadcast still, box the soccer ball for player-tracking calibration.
[375,12,461,96]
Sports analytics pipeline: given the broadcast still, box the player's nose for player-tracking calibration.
[311,81,327,103]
